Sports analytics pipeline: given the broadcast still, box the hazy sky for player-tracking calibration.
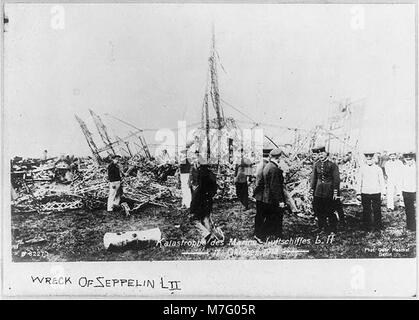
[4,3,416,158]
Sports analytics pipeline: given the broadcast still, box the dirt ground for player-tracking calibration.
[11,197,416,262]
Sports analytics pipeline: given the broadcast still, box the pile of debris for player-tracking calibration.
[12,182,84,214]
[340,159,359,190]
[11,152,359,216]
[282,156,359,216]
[11,157,182,214]
[285,161,315,217]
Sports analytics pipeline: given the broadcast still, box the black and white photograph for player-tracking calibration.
[3,1,416,268]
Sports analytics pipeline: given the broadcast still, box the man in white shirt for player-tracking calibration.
[384,152,403,210]
[156,149,176,181]
[401,152,416,231]
[179,149,192,208]
[384,152,403,211]
[356,152,386,232]
[157,149,172,165]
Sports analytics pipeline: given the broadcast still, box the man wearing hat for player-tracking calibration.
[253,152,270,242]
[401,152,416,231]
[189,154,220,245]
[310,146,340,233]
[384,152,403,211]
[107,155,123,212]
[356,152,386,231]
[262,148,286,239]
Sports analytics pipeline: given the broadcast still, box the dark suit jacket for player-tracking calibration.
[262,161,286,207]
[180,158,191,174]
[310,159,340,198]
[253,159,268,201]
[107,163,121,182]
[190,166,217,219]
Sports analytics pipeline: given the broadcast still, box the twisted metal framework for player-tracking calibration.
[75,115,101,161]
[89,109,116,155]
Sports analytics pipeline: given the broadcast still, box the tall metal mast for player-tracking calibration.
[210,25,223,124]
[201,25,224,165]
[210,25,224,166]
[75,115,101,161]
[204,92,211,162]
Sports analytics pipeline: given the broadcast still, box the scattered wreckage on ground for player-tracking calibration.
[10,153,360,217]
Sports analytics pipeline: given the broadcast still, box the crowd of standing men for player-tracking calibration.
[105,145,416,245]
[357,150,416,232]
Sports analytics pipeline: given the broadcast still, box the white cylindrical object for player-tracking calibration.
[103,228,161,250]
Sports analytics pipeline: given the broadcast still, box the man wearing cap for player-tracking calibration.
[262,148,286,239]
[384,152,403,211]
[253,153,270,242]
[310,146,340,233]
[401,152,416,231]
[107,155,123,212]
[356,152,386,232]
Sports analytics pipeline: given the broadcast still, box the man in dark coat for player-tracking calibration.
[235,157,249,210]
[189,153,219,244]
[190,165,217,219]
[310,146,340,233]
[253,156,269,242]
[262,148,286,239]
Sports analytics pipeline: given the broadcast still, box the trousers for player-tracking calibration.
[386,180,400,210]
[313,196,337,232]
[263,204,283,239]
[402,191,416,231]
[254,201,266,238]
[361,193,382,230]
[107,181,121,211]
[235,182,249,209]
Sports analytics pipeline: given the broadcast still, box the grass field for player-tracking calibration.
[11,197,416,262]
